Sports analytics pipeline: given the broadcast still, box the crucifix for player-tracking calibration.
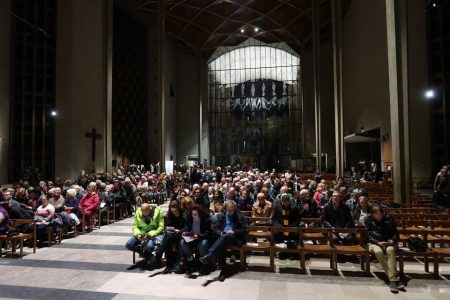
[85,128,102,166]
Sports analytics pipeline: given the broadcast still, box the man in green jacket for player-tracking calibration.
[125,203,164,261]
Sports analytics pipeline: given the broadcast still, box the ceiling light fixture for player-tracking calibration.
[240,28,245,33]
[254,27,259,32]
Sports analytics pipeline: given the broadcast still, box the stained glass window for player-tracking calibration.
[208,39,303,170]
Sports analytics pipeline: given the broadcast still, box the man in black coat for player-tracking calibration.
[297,189,319,220]
[322,191,354,229]
[364,204,404,293]
[322,190,354,245]
[271,194,300,259]
[200,200,246,281]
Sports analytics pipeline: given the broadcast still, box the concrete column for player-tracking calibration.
[158,0,166,172]
[332,0,344,178]
[312,0,322,172]
[103,0,113,174]
[0,0,11,184]
[198,53,203,164]
[385,0,411,204]
[55,0,109,180]
[300,46,307,172]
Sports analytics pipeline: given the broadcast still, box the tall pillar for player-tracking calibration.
[300,46,307,172]
[103,0,113,174]
[332,0,344,178]
[385,0,411,204]
[55,0,110,180]
[198,53,203,164]
[312,0,322,172]
[0,0,11,184]
[158,0,166,172]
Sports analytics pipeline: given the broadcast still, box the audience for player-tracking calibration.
[364,204,404,293]
[78,182,100,230]
[177,205,211,275]
[149,200,184,273]
[252,192,273,217]
[0,205,9,234]
[125,203,164,267]
[209,190,225,214]
[33,196,55,242]
[200,201,245,281]
[272,194,300,259]
[322,191,354,244]
[2,162,447,292]
[352,196,371,226]
[298,189,319,219]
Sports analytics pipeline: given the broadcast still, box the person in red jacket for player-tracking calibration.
[79,182,100,231]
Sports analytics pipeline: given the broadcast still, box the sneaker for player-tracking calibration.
[397,279,406,291]
[389,282,399,293]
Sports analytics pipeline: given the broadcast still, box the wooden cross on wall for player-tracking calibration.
[85,128,102,163]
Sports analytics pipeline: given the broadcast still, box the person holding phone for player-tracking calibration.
[125,203,164,267]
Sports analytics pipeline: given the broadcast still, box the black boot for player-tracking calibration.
[218,270,227,282]
[173,262,185,274]
[185,260,195,275]
[162,264,173,274]
[148,253,163,268]
[199,264,210,276]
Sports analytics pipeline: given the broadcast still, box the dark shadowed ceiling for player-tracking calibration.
[136,0,350,58]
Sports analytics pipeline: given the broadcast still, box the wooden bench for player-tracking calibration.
[397,228,436,276]
[0,219,36,258]
[431,227,450,278]
[99,199,116,226]
[271,227,301,267]
[247,217,272,241]
[331,227,370,272]
[241,225,273,269]
[299,227,335,273]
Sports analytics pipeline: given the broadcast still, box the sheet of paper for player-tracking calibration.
[182,235,195,243]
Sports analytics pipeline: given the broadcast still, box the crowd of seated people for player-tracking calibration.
[0,165,172,245]
[1,164,448,293]
[124,166,434,291]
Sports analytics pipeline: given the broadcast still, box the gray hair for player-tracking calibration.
[226,200,237,209]
[87,182,97,191]
[66,188,77,198]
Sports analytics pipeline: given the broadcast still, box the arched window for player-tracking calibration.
[208,39,303,170]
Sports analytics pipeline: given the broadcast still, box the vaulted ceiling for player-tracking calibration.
[137,0,350,58]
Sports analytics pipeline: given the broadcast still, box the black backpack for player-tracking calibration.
[407,236,427,252]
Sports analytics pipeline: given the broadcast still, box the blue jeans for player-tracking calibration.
[180,238,209,261]
[126,235,156,258]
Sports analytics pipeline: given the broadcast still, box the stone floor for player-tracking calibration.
[0,217,449,300]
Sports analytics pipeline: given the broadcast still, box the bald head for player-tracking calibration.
[141,203,152,216]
